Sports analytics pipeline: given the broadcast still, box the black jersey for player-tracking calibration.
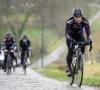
[19,39,31,51]
[3,37,16,50]
[65,17,91,38]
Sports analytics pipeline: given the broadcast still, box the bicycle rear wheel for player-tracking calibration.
[76,52,83,87]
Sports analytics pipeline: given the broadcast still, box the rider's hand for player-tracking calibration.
[4,49,8,52]
[72,39,77,45]
[29,47,31,50]
[11,50,14,52]
[85,41,90,45]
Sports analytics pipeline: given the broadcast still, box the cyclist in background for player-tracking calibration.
[65,7,92,76]
[2,32,17,72]
[19,35,31,66]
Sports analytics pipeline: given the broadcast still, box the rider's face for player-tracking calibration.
[23,39,27,42]
[7,36,11,40]
[73,16,82,24]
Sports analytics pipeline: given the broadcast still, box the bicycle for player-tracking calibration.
[68,41,92,87]
[6,50,12,75]
[22,51,28,74]
[12,52,18,72]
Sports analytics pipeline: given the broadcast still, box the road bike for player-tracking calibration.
[6,50,12,75]
[22,51,28,74]
[68,41,92,87]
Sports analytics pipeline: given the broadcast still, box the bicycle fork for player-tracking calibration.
[72,56,77,67]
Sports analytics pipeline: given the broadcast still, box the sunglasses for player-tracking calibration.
[75,15,82,18]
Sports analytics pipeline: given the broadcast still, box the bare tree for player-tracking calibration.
[3,0,34,42]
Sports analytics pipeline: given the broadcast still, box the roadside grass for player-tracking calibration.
[34,63,100,86]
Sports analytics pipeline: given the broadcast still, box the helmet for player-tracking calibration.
[72,7,83,17]
[23,35,27,39]
[6,32,12,37]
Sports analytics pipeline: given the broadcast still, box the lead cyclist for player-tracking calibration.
[65,7,92,76]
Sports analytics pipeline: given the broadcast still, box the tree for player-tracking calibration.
[3,0,34,42]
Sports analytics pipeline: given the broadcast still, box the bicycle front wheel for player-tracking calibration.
[68,64,75,86]
[23,58,27,75]
[6,56,11,75]
[76,52,83,87]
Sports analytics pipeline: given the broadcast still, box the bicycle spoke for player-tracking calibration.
[68,64,75,85]
[76,53,83,87]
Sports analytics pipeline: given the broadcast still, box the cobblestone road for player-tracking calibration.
[0,67,98,90]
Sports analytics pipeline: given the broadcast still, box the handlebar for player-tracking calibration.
[70,40,93,51]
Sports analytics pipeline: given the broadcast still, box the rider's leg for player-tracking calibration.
[15,56,17,66]
[66,38,73,76]
[4,53,8,72]
[27,50,30,64]
[77,34,86,67]
[21,52,24,65]
[11,52,15,62]
[11,52,17,66]
[77,34,86,54]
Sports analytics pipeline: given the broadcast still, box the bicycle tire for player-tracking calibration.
[68,56,76,85]
[10,68,11,74]
[12,60,16,72]
[23,56,27,75]
[68,66,75,85]
[76,52,83,87]
[24,67,26,74]
[6,55,11,75]
[6,67,9,75]
[13,66,15,72]
[6,61,9,75]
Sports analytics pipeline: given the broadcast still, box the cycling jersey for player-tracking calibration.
[3,37,16,50]
[65,17,91,40]
[19,39,31,51]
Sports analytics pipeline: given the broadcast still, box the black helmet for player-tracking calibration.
[72,7,83,17]
[6,32,12,37]
[23,35,27,39]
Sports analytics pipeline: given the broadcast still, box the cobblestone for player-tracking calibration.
[0,67,97,90]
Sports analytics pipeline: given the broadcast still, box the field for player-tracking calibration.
[34,63,100,86]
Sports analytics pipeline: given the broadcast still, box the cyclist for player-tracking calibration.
[65,7,92,76]
[2,32,17,72]
[19,35,31,66]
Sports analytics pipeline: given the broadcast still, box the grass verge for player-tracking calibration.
[34,63,100,87]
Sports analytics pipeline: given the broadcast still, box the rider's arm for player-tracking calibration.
[28,40,31,49]
[12,38,17,51]
[65,21,73,41]
[84,19,91,42]
[28,40,31,47]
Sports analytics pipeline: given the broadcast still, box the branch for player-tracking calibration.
[18,11,33,38]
